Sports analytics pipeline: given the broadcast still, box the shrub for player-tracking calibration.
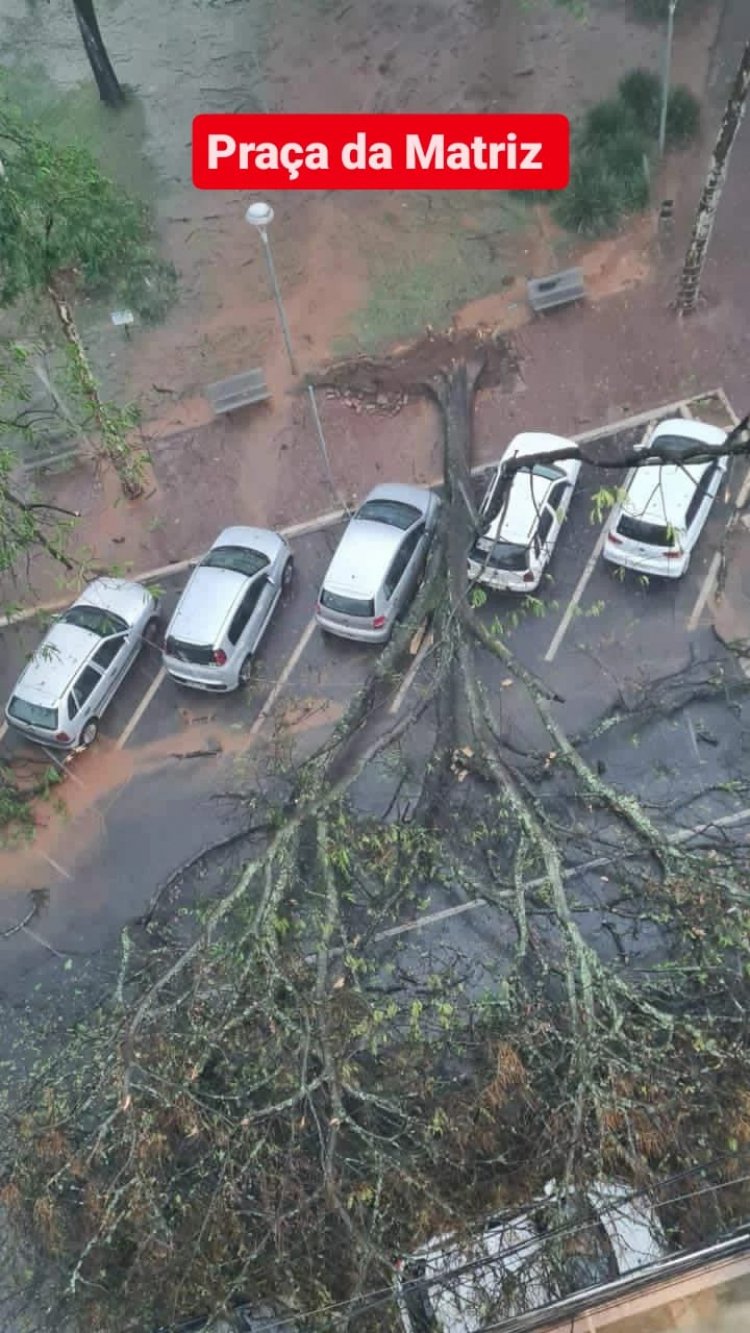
[667,85,701,145]
[581,98,637,148]
[618,68,662,136]
[553,153,623,237]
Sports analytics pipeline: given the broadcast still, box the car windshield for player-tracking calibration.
[356,499,421,530]
[60,605,129,637]
[472,538,529,572]
[201,546,270,577]
[616,514,676,547]
[526,461,565,481]
[7,696,58,730]
[320,589,375,618]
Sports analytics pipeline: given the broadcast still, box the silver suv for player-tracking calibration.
[162,526,293,691]
[5,578,158,750]
[316,483,441,643]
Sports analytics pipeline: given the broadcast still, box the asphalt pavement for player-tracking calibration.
[1,389,749,1001]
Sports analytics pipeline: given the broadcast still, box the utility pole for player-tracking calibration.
[658,0,679,156]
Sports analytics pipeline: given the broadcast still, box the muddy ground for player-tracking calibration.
[0,0,720,421]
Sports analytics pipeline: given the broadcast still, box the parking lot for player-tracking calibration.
[0,388,747,991]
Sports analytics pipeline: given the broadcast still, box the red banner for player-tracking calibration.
[192,114,569,191]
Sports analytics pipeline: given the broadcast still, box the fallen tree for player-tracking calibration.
[3,353,750,1332]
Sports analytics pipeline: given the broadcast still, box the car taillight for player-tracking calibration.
[372,615,386,629]
[522,571,535,584]
[55,732,71,744]
[213,649,227,666]
[664,550,682,559]
[608,533,623,545]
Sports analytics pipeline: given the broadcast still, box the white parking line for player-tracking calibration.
[324,802,750,954]
[115,667,166,750]
[0,720,7,745]
[687,551,723,632]
[544,523,610,663]
[388,631,433,715]
[37,851,72,881]
[247,618,318,742]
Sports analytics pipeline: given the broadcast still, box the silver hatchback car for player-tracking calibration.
[162,526,293,691]
[5,578,158,750]
[316,483,441,643]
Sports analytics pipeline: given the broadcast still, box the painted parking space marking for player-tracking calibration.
[388,630,434,716]
[543,521,610,663]
[116,667,167,750]
[687,550,723,632]
[319,803,750,957]
[37,851,72,881]
[0,721,7,745]
[247,617,318,742]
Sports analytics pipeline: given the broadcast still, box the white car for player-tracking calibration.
[316,483,441,644]
[162,527,293,691]
[603,418,728,580]
[396,1180,667,1333]
[5,578,158,750]
[468,432,582,593]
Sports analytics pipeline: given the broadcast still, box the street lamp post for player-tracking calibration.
[245,201,298,376]
[658,0,679,157]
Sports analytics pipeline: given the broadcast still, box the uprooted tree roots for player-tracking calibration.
[4,358,750,1332]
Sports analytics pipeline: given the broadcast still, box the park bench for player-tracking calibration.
[527,267,585,314]
[205,368,271,416]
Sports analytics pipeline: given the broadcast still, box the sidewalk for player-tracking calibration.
[6,18,749,611]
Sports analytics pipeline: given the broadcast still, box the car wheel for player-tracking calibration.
[282,557,294,590]
[80,718,99,748]
[239,654,254,686]
[144,614,161,645]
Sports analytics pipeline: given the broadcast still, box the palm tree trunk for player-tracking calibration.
[676,40,750,315]
[73,0,125,109]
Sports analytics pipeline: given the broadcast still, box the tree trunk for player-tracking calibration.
[676,40,750,315]
[72,0,125,109]
[47,283,144,499]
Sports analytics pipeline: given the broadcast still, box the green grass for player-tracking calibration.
[342,193,527,355]
[0,66,162,206]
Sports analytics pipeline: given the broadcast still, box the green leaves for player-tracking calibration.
[0,85,176,319]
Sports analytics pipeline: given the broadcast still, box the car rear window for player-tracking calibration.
[7,696,58,730]
[320,590,375,618]
[164,637,215,665]
[355,499,421,531]
[61,606,128,637]
[616,515,676,547]
[201,545,270,577]
[471,539,529,572]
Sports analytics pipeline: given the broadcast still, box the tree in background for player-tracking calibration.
[72,0,124,108]
[676,40,750,314]
[0,90,176,497]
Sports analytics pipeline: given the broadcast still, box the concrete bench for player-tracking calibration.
[205,368,271,415]
[527,268,585,314]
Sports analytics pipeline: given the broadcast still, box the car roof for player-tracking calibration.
[73,577,151,625]
[405,1180,665,1329]
[209,526,283,560]
[323,520,406,599]
[502,431,577,462]
[359,482,433,513]
[12,623,97,706]
[167,567,250,645]
[648,417,728,450]
[483,433,576,545]
[622,458,710,526]
[485,470,557,546]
